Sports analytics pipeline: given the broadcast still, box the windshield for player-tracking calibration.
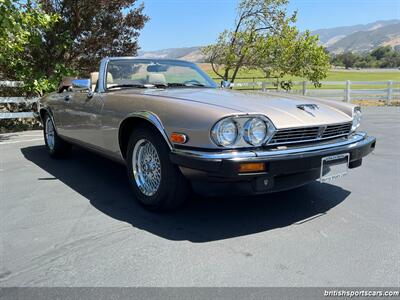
[106,59,217,90]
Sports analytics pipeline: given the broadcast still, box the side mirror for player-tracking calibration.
[221,80,231,89]
[72,79,91,92]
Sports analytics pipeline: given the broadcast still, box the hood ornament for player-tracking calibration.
[297,104,319,117]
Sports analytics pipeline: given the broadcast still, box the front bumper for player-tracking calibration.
[170,132,376,194]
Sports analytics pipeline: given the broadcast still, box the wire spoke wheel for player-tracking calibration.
[132,138,162,196]
[45,117,55,151]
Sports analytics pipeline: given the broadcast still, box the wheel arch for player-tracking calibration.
[119,111,173,159]
[39,107,49,123]
[39,107,59,133]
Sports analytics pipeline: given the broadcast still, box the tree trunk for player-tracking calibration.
[223,68,230,81]
[210,62,224,79]
[231,55,245,83]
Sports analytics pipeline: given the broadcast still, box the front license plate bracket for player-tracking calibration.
[320,153,349,182]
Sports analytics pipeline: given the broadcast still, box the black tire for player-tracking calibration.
[43,113,71,158]
[126,125,189,211]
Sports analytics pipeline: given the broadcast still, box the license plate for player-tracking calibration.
[320,153,349,182]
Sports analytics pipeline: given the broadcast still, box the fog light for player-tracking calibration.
[239,162,265,173]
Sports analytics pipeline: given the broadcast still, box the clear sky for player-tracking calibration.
[138,0,400,51]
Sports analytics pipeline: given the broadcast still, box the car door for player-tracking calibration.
[57,90,104,149]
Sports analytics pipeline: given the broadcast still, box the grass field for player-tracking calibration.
[198,63,400,90]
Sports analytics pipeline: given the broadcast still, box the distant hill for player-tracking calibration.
[311,19,400,47]
[326,22,400,53]
[137,47,205,62]
[138,20,400,61]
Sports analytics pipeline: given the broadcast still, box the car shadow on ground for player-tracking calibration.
[21,145,350,243]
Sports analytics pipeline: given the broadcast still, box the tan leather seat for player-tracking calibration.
[90,72,114,90]
[90,72,99,91]
[147,73,166,86]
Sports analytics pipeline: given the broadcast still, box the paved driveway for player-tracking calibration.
[0,107,399,287]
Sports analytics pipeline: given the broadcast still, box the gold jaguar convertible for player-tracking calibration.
[38,57,376,210]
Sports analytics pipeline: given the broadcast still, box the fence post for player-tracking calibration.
[302,81,307,96]
[262,82,267,92]
[345,80,351,102]
[386,80,393,105]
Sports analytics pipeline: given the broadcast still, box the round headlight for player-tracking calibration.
[211,118,238,146]
[352,107,362,131]
[243,118,268,146]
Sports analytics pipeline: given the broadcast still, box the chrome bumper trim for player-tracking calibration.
[172,132,372,161]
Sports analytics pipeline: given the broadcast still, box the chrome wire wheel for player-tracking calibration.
[132,138,162,196]
[45,117,55,151]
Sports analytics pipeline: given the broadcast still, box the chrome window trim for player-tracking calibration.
[98,57,109,93]
[98,57,217,93]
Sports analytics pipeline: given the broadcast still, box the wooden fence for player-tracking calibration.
[232,80,400,104]
[0,81,38,119]
[1,79,399,120]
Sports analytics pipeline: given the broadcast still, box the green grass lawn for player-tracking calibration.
[198,63,400,90]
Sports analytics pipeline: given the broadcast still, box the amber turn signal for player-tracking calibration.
[238,162,266,173]
[170,133,188,144]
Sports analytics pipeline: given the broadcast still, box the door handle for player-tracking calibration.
[86,91,94,100]
[64,95,71,101]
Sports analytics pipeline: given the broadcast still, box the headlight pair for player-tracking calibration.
[211,116,275,147]
[352,107,362,132]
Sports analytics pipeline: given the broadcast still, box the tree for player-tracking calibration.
[0,0,148,95]
[330,46,400,69]
[254,25,330,86]
[341,52,358,69]
[371,46,392,60]
[0,0,59,95]
[203,0,330,85]
[371,46,400,68]
[39,0,149,75]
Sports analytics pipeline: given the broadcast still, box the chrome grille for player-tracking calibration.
[322,123,352,139]
[269,122,352,145]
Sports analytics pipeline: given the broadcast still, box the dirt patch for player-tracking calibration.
[352,99,400,106]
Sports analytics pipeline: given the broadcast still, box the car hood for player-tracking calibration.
[138,88,352,129]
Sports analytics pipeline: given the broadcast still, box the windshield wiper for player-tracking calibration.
[107,84,148,90]
[108,82,207,90]
[186,83,206,87]
[167,83,206,88]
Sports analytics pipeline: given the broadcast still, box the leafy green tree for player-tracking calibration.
[380,51,400,68]
[0,0,148,96]
[330,46,400,69]
[39,0,149,75]
[341,52,359,69]
[203,0,330,85]
[371,46,400,68]
[254,25,330,86]
[371,46,393,60]
[0,0,60,95]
